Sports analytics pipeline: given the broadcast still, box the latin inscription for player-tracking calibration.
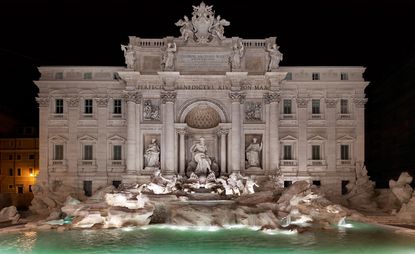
[176,52,230,71]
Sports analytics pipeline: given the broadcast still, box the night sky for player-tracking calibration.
[1,0,414,185]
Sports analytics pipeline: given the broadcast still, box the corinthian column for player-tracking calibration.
[229,91,245,173]
[217,128,229,175]
[124,91,139,174]
[161,91,177,174]
[176,128,187,175]
[267,92,280,171]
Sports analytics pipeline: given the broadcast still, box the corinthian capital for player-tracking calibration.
[217,128,230,136]
[353,97,368,108]
[36,96,50,107]
[263,92,280,104]
[161,91,177,103]
[229,91,246,103]
[123,91,142,103]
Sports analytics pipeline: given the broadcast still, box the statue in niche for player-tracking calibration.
[245,138,263,168]
[143,100,160,121]
[266,43,283,71]
[161,42,177,71]
[144,139,160,168]
[209,15,230,40]
[120,44,135,69]
[190,137,212,176]
[245,102,262,121]
[175,15,194,42]
[229,41,244,71]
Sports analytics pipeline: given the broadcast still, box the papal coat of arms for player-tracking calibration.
[175,2,230,43]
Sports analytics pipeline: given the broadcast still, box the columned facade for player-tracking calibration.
[34,3,368,197]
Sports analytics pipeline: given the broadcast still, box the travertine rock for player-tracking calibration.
[389,172,413,204]
[0,206,20,224]
[344,166,377,211]
[397,192,415,223]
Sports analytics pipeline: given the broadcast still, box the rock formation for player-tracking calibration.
[344,166,377,211]
[0,206,20,224]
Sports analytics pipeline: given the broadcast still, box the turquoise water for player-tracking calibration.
[1,223,415,254]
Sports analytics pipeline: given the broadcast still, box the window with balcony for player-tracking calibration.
[55,99,64,114]
[283,145,292,160]
[341,72,348,80]
[340,144,350,160]
[17,168,21,176]
[55,72,63,80]
[54,144,64,160]
[312,72,320,80]
[312,145,321,160]
[113,145,122,160]
[83,145,93,160]
[83,72,92,80]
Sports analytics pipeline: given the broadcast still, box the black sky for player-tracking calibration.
[1,0,415,184]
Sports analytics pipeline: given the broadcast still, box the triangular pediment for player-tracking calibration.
[78,135,97,141]
[280,135,297,141]
[337,135,355,142]
[308,135,326,142]
[108,135,126,142]
[49,135,67,143]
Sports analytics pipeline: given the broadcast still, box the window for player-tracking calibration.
[312,99,320,114]
[29,168,33,175]
[340,99,348,114]
[29,154,35,160]
[285,72,292,80]
[283,99,292,114]
[84,99,93,114]
[9,168,13,176]
[341,72,348,80]
[311,145,321,160]
[9,185,13,189]
[17,168,21,176]
[83,145,93,160]
[312,73,320,80]
[55,72,63,80]
[283,145,292,160]
[55,99,64,114]
[16,154,21,160]
[83,72,92,79]
[9,154,13,160]
[113,99,122,114]
[17,186,23,194]
[113,145,122,160]
[54,144,64,160]
[340,145,350,160]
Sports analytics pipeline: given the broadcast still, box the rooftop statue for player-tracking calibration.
[120,44,135,69]
[175,2,230,43]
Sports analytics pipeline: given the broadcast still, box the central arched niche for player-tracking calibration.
[185,104,221,129]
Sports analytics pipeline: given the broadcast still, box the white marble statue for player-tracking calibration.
[144,139,160,168]
[121,44,135,69]
[266,43,283,71]
[245,138,263,168]
[230,41,244,71]
[162,42,177,71]
[243,177,259,194]
[175,15,194,41]
[209,15,230,40]
[190,137,212,176]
